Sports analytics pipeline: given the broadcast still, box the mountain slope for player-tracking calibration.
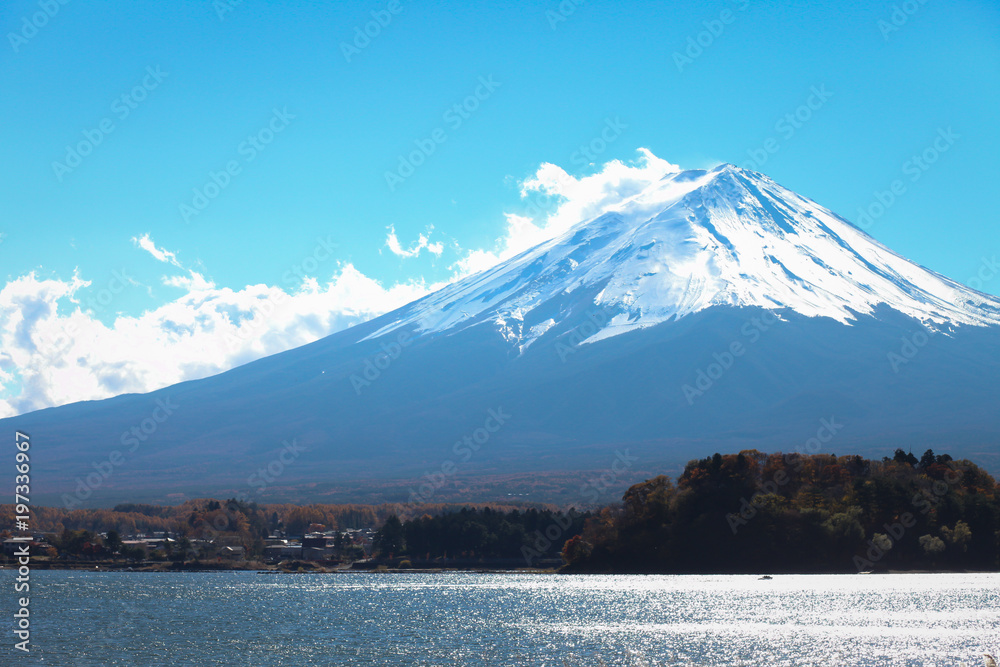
[5,164,1000,506]
[365,164,1000,347]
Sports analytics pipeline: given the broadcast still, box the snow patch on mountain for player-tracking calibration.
[365,164,1000,350]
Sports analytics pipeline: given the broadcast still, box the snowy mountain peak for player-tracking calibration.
[366,165,1000,348]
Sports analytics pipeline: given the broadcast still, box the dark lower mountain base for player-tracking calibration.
[6,305,1000,508]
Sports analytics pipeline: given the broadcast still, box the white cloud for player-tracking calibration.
[132,233,182,267]
[385,226,444,259]
[132,234,214,291]
[162,271,215,292]
[450,148,680,277]
[451,213,545,276]
[0,265,433,418]
[0,148,685,418]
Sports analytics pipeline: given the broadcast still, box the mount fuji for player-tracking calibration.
[6,164,1000,506]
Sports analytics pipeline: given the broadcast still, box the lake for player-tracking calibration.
[10,571,999,665]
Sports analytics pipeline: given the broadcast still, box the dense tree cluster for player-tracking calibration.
[563,449,1000,573]
[6,450,997,573]
[374,507,590,561]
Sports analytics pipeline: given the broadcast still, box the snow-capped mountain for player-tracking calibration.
[5,164,1000,506]
[367,164,1000,346]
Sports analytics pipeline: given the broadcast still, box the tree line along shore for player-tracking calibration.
[2,449,997,574]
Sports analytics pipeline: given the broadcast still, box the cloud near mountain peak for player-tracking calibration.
[0,149,683,417]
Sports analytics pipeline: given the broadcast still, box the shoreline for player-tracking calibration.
[3,562,993,575]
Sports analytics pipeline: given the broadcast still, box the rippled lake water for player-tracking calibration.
[9,571,999,665]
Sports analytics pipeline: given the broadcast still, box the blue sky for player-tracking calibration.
[1,0,999,416]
